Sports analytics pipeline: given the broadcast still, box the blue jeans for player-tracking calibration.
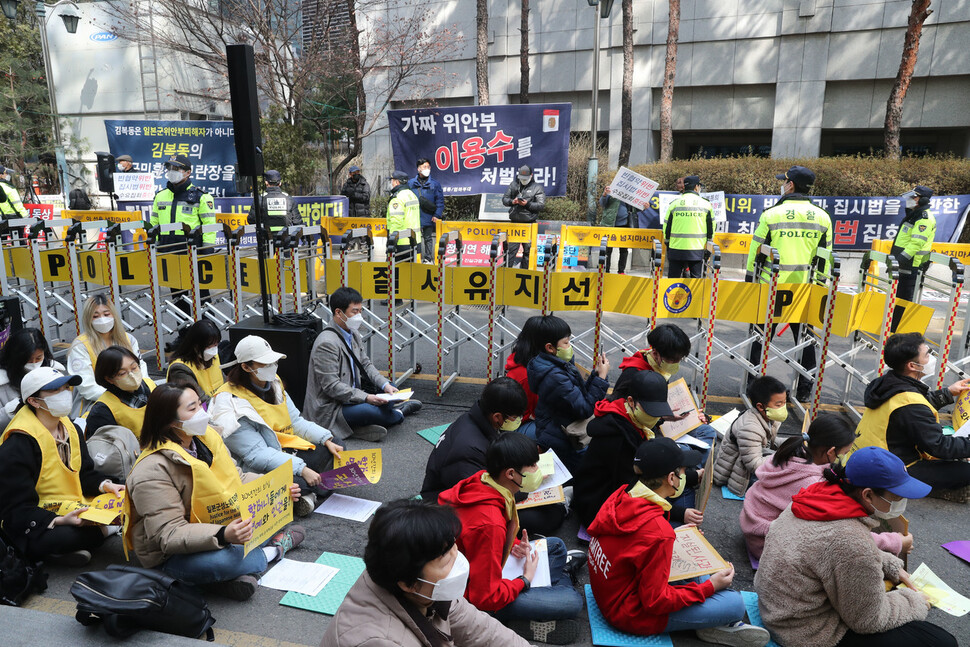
[342,402,404,428]
[494,537,584,622]
[670,424,718,509]
[517,420,537,442]
[161,544,268,586]
[663,577,746,632]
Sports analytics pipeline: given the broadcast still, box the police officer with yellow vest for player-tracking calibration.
[386,170,422,259]
[0,167,28,219]
[855,332,970,495]
[663,175,714,278]
[890,185,936,332]
[746,166,832,401]
[249,169,302,232]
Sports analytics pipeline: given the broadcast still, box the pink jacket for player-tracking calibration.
[740,457,903,560]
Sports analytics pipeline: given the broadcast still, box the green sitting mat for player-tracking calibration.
[740,591,781,647]
[417,424,449,445]
[585,585,673,647]
[279,552,366,615]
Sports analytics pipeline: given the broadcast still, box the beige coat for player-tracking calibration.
[321,570,530,647]
[713,408,779,496]
[755,507,928,647]
[126,443,256,568]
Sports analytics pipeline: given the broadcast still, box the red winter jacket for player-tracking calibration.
[587,485,714,635]
[613,350,657,394]
[505,354,538,421]
[438,471,526,612]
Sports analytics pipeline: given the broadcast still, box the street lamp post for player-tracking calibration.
[586,0,613,223]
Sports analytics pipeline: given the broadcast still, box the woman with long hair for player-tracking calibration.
[167,319,224,402]
[0,327,64,429]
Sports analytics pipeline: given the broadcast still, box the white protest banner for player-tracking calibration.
[114,173,157,201]
[701,191,727,221]
[607,167,659,210]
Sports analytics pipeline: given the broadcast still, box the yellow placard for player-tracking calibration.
[437,221,536,244]
[58,491,126,525]
[953,391,970,437]
[712,232,752,255]
[334,449,382,484]
[238,461,294,557]
[328,217,387,238]
[501,268,544,309]
[562,226,662,250]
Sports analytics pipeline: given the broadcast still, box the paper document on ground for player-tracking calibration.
[669,526,729,582]
[678,434,710,450]
[902,563,970,617]
[536,450,572,492]
[314,494,381,522]
[260,558,339,596]
[660,378,702,440]
[709,409,740,437]
[502,539,551,587]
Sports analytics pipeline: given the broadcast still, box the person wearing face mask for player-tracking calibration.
[339,165,371,217]
[408,158,444,263]
[303,287,419,444]
[502,165,546,269]
[322,499,531,647]
[210,336,342,518]
[0,327,64,430]
[68,295,148,418]
[438,433,585,644]
[856,332,970,498]
[527,315,610,473]
[0,367,124,566]
[386,170,422,260]
[587,438,769,646]
[741,414,910,563]
[663,175,714,279]
[167,319,225,402]
[116,155,135,173]
[713,376,788,497]
[125,383,305,600]
[756,447,955,647]
[0,166,29,219]
[890,186,936,332]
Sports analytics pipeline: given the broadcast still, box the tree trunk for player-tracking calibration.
[519,0,529,103]
[659,0,680,163]
[476,0,490,105]
[344,0,367,182]
[618,0,633,166]
[884,0,932,160]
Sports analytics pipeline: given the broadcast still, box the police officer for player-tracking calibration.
[250,169,302,232]
[0,167,28,219]
[890,185,935,331]
[150,154,216,313]
[663,175,714,278]
[746,165,832,401]
[386,170,421,260]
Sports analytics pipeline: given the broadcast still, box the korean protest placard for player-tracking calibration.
[607,167,659,210]
[334,449,382,484]
[238,462,294,556]
[668,525,730,582]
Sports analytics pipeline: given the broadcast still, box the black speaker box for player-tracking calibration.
[94,151,115,193]
[226,44,264,178]
[228,316,322,410]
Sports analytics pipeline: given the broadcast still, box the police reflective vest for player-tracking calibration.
[746,195,832,283]
[664,192,714,259]
[89,378,157,437]
[150,182,216,244]
[256,186,301,232]
[167,359,224,399]
[1,407,93,512]
[0,180,28,219]
[386,186,422,247]
[216,381,315,450]
[891,208,936,270]
[853,391,938,465]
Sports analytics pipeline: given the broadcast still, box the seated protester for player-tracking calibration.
[856,332,970,496]
[587,438,768,646]
[422,377,565,536]
[322,499,532,647]
[85,346,156,439]
[713,376,787,497]
[756,447,955,647]
[527,315,609,472]
[0,367,124,566]
[125,383,306,601]
[573,371,703,530]
[167,319,224,403]
[303,287,421,444]
[438,433,585,645]
[504,315,543,439]
[68,295,148,417]
[741,414,908,562]
[210,336,342,518]
[0,327,65,430]
[613,323,693,394]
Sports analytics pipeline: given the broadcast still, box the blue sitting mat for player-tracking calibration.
[417,424,449,445]
[584,585,674,647]
[279,552,366,615]
[740,591,782,647]
[721,485,745,501]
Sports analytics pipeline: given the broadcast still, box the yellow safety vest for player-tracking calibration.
[74,334,99,367]
[853,391,939,464]
[1,407,93,512]
[386,188,422,246]
[0,180,28,218]
[150,183,217,243]
[88,378,157,437]
[892,210,937,270]
[665,192,713,252]
[746,197,832,283]
[167,360,224,399]
[215,382,315,451]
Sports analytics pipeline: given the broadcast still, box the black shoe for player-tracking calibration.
[563,550,588,584]
[794,384,813,402]
[508,619,580,645]
[395,399,422,416]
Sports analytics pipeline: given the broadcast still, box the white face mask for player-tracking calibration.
[202,346,220,361]
[906,197,918,209]
[39,390,73,418]
[92,316,115,334]
[344,313,364,331]
[780,182,788,197]
[872,494,907,520]
[419,168,430,178]
[166,169,186,184]
[24,361,43,372]
[253,363,278,383]
[917,355,937,377]
[179,408,210,436]
[416,551,469,601]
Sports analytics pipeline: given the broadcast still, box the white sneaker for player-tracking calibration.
[696,622,770,647]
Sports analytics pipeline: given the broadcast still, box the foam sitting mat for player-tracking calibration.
[279,552,366,615]
[721,485,745,501]
[740,591,782,647]
[584,585,674,647]
[417,424,449,445]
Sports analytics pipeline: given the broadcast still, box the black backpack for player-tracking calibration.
[68,187,92,210]
[71,565,216,640]
[0,528,48,606]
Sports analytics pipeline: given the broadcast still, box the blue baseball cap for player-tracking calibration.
[845,447,931,499]
[349,165,361,173]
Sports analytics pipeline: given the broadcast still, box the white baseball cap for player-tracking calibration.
[21,366,81,403]
[222,335,286,368]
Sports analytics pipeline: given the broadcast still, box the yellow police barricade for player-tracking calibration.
[105,221,158,354]
[383,229,423,387]
[695,242,723,411]
[555,236,609,371]
[912,253,964,390]
[0,218,53,335]
[271,225,328,316]
[336,227,391,370]
[23,218,76,343]
[435,221,538,268]
[185,223,235,327]
[435,231,466,396]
